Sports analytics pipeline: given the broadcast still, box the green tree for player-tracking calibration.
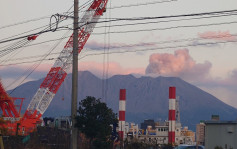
[75,96,118,149]
[214,146,223,149]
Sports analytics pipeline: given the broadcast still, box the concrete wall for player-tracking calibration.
[205,123,237,149]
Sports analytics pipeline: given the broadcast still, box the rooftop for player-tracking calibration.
[204,120,237,125]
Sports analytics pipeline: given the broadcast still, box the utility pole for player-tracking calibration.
[71,0,78,148]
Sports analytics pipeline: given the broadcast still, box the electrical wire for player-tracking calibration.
[107,0,177,9]
[78,39,237,60]
[2,32,237,65]
[1,10,236,52]
[0,15,51,30]
[94,12,237,29]
[56,10,237,33]
[1,37,237,67]
[0,39,30,60]
[0,1,86,43]
[2,4,75,90]
[2,7,236,45]
[84,9,237,26]
[105,0,112,102]
[92,21,237,35]
[9,30,71,94]
[102,12,107,100]
[0,0,89,31]
[1,9,235,52]
[72,0,178,14]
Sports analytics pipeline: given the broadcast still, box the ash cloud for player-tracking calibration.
[145,49,212,81]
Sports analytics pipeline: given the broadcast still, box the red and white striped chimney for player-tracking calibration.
[119,89,126,140]
[168,87,176,144]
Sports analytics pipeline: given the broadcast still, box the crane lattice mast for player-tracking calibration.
[0,0,108,135]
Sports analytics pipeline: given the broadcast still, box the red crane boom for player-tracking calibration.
[0,0,108,135]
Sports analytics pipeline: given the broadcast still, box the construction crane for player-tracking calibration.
[0,0,108,135]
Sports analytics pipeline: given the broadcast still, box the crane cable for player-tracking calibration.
[105,0,112,102]
[0,0,92,45]
[102,9,107,101]
[9,30,71,93]
[5,0,93,91]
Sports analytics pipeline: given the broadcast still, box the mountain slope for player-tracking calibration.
[9,71,237,130]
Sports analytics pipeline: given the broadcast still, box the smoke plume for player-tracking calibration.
[145,49,212,81]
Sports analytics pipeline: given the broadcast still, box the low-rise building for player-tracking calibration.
[180,126,195,145]
[126,120,195,145]
[205,121,237,149]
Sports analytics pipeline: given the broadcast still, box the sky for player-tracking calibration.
[0,0,237,108]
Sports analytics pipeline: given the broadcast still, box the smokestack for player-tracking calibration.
[168,87,176,144]
[119,89,126,140]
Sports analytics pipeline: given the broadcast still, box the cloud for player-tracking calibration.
[190,40,220,48]
[85,40,106,50]
[219,69,237,86]
[198,31,236,41]
[145,49,237,108]
[85,40,156,51]
[145,49,212,81]
[78,61,145,78]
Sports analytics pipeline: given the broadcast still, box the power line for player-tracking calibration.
[95,13,237,29]
[91,21,237,35]
[2,8,237,45]
[88,9,237,25]
[1,11,235,51]
[2,32,237,63]
[1,38,237,67]
[107,0,177,9]
[94,11,237,27]
[0,36,69,50]
[78,39,237,59]
[72,0,178,14]
[8,30,70,94]
[58,11,237,31]
[0,26,68,44]
[67,9,237,31]
[0,15,51,30]
[0,0,90,30]
[1,52,60,62]
[1,8,237,67]
[0,0,97,45]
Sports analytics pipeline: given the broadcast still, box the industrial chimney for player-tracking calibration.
[119,89,126,140]
[168,87,176,144]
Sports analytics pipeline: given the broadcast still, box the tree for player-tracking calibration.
[214,146,223,149]
[75,96,118,149]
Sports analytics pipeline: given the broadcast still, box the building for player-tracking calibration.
[126,120,196,145]
[54,116,71,130]
[180,126,195,145]
[196,122,205,146]
[141,119,155,130]
[205,121,237,149]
